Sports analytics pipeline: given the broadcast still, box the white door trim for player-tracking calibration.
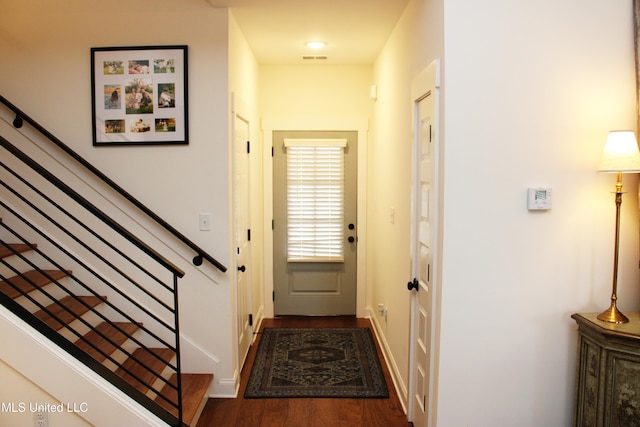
[262,117,368,319]
[231,92,253,387]
[408,60,441,427]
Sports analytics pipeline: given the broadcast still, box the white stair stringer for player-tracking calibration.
[0,305,170,427]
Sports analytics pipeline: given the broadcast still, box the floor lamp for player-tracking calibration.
[597,130,640,324]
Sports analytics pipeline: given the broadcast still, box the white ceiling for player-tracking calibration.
[207,0,410,64]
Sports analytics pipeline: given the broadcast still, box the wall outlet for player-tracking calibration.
[35,411,48,427]
[377,304,388,322]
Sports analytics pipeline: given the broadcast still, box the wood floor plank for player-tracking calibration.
[196,317,412,427]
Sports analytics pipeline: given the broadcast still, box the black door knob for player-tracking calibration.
[348,236,355,243]
[407,278,419,291]
[238,265,246,272]
[348,223,355,230]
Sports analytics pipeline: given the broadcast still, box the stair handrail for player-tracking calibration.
[0,94,227,273]
[1,140,188,425]
[1,137,185,278]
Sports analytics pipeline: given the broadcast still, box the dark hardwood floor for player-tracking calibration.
[196,316,412,427]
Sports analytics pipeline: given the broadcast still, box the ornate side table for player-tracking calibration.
[572,312,640,427]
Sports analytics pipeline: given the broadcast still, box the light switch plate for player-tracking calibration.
[199,213,211,231]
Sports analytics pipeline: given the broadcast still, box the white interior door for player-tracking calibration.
[409,61,439,427]
[234,112,252,368]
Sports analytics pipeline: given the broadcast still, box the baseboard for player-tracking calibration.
[367,307,409,415]
[252,305,265,342]
[199,305,266,399]
[213,376,239,398]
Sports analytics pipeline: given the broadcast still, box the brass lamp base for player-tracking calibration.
[597,172,630,325]
[597,303,629,324]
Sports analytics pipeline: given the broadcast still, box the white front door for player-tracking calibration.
[234,111,252,368]
[409,61,440,427]
[272,130,358,315]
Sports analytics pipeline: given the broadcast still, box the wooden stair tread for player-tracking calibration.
[0,270,70,299]
[33,295,104,331]
[156,373,213,424]
[116,348,175,394]
[0,243,37,259]
[75,322,140,363]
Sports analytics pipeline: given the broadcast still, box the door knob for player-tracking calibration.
[238,265,246,272]
[348,223,355,230]
[407,278,419,291]
[348,236,355,243]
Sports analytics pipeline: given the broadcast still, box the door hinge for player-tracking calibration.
[272,219,274,230]
[427,264,430,282]
[247,140,251,154]
[272,291,275,301]
[249,314,253,326]
[248,229,251,241]
[271,146,274,157]
[429,124,432,142]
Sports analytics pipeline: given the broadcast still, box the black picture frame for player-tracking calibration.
[91,45,188,146]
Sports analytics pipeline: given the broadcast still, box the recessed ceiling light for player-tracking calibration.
[306,41,327,50]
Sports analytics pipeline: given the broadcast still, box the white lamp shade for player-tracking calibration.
[598,130,640,173]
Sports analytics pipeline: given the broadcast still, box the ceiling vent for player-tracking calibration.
[302,56,328,60]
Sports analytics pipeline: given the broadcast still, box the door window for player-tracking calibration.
[285,138,346,262]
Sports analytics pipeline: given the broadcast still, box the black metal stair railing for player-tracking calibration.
[0,231,184,423]
[0,94,226,273]
[0,135,188,426]
[0,94,225,425]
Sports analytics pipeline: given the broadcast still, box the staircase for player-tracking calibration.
[0,96,227,426]
[0,238,212,426]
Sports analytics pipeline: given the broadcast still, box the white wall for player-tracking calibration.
[1,0,231,267]
[437,0,639,425]
[372,0,639,425]
[259,64,374,117]
[0,360,91,427]
[228,11,263,371]
[370,0,444,411]
[0,0,237,397]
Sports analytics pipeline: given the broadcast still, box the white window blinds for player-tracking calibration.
[285,139,347,262]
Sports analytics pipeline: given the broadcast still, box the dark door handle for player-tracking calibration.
[238,265,246,272]
[348,236,355,243]
[407,278,419,291]
[348,223,355,230]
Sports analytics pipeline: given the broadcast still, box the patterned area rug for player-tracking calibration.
[244,327,389,398]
